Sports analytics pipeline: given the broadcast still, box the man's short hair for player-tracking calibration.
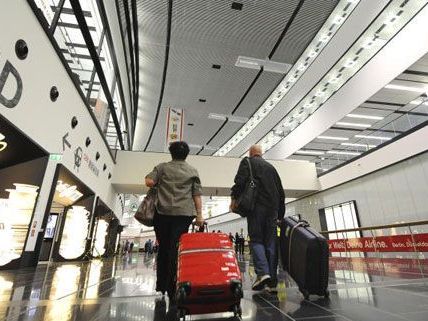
[169,141,190,160]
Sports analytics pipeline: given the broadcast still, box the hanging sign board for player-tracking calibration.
[166,108,184,147]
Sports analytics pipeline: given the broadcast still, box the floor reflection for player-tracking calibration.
[0,253,427,320]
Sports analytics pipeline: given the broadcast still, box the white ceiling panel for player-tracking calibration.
[131,0,340,152]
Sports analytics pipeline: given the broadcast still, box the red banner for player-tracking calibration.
[329,257,428,278]
[328,233,428,252]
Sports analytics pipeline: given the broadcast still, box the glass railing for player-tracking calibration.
[30,0,133,152]
[321,220,428,278]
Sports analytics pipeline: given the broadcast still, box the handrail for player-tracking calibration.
[320,219,428,234]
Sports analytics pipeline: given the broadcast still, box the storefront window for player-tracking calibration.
[0,115,48,268]
[0,184,39,266]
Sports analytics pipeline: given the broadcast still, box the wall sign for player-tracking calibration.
[166,108,184,147]
[0,132,7,152]
[0,60,22,109]
[83,153,99,177]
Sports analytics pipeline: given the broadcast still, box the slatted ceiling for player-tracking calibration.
[182,110,227,146]
[204,121,243,149]
[172,0,296,52]
[398,73,428,84]
[130,0,341,152]
[271,0,338,64]
[232,72,283,118]
[288,154,318,162]
[305,142,336,150]
[163,50,259,117]
[372,90,420,105]
[360,101,400,111]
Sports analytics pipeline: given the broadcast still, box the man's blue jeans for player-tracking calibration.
[247,203,278,283]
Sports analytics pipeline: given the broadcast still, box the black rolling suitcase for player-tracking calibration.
[280,216,329,299]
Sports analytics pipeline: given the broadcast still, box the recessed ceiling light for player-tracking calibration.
[336,121,371,128]
[346,113,384,120]
[212,64,221,69]
[199,99,206,103]
[384,84,428,93]
[295,150,325,155]
[231,2,243,10]
[317,135,349,141]
[341,142,376,148]
[355,134,392,140]
[327,150,361,156]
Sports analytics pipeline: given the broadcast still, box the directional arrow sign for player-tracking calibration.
[62,132,71,151]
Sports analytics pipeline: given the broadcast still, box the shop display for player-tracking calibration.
[59,206,90,259]
[0,184,39,266]
[92,219,108,257]
[55,181,83,206]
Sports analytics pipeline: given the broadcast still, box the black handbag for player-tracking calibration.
[234,157,257,217]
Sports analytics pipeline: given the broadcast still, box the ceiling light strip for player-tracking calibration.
[256,0,428,155]
[214,0,361,157]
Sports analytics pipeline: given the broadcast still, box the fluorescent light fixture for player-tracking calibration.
[346,113,384,120]
[355,134,392,140]
[327,150,361,156]
[208,113,227,121]
[235,56,292,73]
[295,150,325,155]
[336,121,371,128]
[385,84,428,93]
[208,113,248,124]
[188,144,218,151]
[317,135,349,141]
[214,0,361,157]
[341,142,376,148]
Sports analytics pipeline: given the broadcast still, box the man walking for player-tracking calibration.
[230,145,285,291]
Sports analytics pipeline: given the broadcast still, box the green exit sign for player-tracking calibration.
[49,154,63,161]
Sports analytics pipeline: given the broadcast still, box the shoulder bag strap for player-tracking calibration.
[245,157,255,184]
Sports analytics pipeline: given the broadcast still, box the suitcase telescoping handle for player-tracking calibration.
[191,221,208,233]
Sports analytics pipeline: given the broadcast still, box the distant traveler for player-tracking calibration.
[238,233,245,255]
[228,232,234,243]
[129,241,134,253]
[145,141,204,304]
[235,232,240,252]
[124,240,130,254]
[230,145,285,291]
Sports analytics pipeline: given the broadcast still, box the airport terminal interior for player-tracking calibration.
[1,0,428,320]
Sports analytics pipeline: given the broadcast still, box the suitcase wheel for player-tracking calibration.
[300,288,310,300]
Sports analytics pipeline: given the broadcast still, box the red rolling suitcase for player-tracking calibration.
[176,231,243,320]
[280,217,329,299]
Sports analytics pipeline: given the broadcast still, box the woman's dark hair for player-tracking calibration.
[169,141,190,160]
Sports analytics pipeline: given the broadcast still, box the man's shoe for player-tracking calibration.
[252,275,271,291]
[265,285,278,293]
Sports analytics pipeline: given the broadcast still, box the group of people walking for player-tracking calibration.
[144,141,285,307]
[228,232,246,255]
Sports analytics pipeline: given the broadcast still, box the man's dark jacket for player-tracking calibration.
[231,156,285,219]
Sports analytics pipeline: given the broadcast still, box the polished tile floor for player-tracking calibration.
[1,252,428,321]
